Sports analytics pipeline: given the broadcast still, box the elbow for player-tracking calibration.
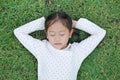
[13,28,19,37]
[99,29,106,38]
[102,29,106,37]
[13,29,17,35]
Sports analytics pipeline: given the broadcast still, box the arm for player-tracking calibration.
[14,17,45,58]
[72,18,106,59]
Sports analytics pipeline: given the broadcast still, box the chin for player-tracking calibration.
[53,45,62,50]
[55,46,66,50]
[55,47,62,50]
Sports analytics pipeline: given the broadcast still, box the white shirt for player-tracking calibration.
[14,17,106,80]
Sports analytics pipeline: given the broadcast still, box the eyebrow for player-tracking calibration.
[49,30,66,32]
[49,31,55,32]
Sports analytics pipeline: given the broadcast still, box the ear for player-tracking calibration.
[69,29,74,38]
[44,30,48,39]
[44,30,47,34]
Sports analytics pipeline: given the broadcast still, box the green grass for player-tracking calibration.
[0,0,120,80]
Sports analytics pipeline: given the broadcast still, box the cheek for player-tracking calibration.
[62,35,70,42]
[47,36,54,41]
[47,36,56,45]
[65,32,72,38]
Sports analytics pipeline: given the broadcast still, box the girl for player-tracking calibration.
[14,12,106,80]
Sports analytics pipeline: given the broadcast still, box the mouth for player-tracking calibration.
[54,43,62,45]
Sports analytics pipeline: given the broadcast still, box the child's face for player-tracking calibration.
[46,20,73,50]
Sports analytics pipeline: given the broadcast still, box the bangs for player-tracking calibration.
[46,18,71,31]
[45,11,72,32]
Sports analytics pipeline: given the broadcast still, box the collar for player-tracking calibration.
[45,40,71,52]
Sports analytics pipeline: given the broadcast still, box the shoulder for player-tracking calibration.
[70,42,80,51]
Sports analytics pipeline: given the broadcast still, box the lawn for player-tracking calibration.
[0,0,120,80]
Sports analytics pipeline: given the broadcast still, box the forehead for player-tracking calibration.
[47,20,69,32]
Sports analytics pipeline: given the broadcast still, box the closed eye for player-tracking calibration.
[50,34,55,36]
[60,34,65,36]
[49,32,55,36]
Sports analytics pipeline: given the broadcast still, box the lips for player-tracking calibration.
[54,43,62,45]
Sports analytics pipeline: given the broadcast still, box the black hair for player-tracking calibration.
[45,11,72,32]
[44,11,81,43]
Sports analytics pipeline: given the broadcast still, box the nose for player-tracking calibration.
[55,36,60,42]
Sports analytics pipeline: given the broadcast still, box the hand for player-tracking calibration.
[72,20,77,28]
